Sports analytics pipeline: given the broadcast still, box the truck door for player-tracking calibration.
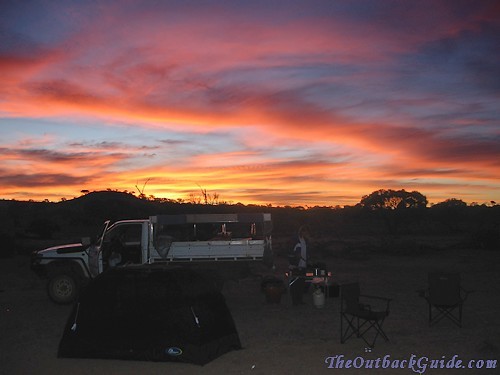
[89,221,110,277]
[88,243,100,278]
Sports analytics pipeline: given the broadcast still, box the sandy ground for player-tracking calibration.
[1,248,499,375]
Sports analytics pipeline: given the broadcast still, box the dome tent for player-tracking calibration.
[58,267,241,365]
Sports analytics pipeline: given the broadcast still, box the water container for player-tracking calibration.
[313,288,325,308]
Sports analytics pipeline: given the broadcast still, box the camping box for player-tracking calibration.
[58,267,242,365]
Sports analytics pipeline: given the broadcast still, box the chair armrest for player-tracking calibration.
[360,294,392,302]
[359,303,372,311]
[359,294,392,311]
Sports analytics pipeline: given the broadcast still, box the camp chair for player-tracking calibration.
[420,272,471,328]
[340,282,392,348]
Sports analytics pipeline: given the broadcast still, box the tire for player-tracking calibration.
[47,274,78,304]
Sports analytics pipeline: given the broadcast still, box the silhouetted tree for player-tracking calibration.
[189,185,221,205]
[359,189,428,210]
[432,198,467,208]
[429,198,468,233]
[357,189,427,235]
[135,178,151,200]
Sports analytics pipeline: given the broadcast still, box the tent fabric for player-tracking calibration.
[58,267,242,365]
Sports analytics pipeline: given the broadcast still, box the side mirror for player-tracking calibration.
[81,237,91,247]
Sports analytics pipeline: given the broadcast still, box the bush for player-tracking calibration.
[471,229,500,250]
[0,233,16,258]
[27,219,60,239]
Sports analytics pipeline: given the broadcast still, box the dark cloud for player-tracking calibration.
[423,136,500,167]
[464,22,500,93]
[0,147,125,164]
[399,7,500,95]
[68,141,158,151]
[159,139,189,146]
[26,79,102,105]
[0,172,89,188]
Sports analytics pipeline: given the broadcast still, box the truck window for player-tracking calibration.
[102,223,142,268]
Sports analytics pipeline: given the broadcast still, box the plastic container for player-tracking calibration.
[313,288,325,308]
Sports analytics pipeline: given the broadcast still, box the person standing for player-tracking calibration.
[295,226,308,270]
[288,225,309,271]
[289,226,309,305]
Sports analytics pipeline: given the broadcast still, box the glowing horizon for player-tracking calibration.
[1,1,499,206]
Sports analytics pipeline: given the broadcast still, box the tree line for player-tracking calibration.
[78,187,496,209]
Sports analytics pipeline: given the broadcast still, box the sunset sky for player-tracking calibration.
[1,0,499,207]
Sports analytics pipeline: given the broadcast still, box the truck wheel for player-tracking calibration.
[48,274,78,304]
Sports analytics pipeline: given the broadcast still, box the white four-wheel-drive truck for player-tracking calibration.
[31,213,273,304]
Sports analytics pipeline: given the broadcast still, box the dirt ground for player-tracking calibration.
[1,248,499,375]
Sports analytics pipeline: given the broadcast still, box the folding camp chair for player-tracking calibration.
[340,282,392,348]
[420,272,471,328]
